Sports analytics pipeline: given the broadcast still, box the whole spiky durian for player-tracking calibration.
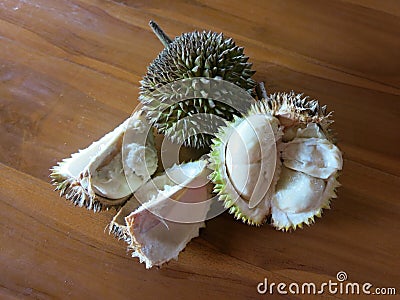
[139,21,256,148]
[208,87,343,229]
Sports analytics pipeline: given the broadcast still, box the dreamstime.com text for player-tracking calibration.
[257,271,396,296]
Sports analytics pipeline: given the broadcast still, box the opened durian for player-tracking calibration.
[50,111,158,212]
[139,21,257,148]
[208,90,343,229]
[111,159,212,268]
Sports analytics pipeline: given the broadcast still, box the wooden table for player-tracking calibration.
[1,1,399,299]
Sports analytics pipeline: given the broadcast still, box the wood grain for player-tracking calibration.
[0,0,399,299]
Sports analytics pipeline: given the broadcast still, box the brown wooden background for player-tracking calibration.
[0,0,399,299]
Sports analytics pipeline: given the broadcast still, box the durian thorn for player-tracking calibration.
[149,20,172,48]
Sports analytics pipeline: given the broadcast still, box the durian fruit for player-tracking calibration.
[112,159,212,268]
[139,21,257,148]
[50,111,158,212]
[208,90,343,229]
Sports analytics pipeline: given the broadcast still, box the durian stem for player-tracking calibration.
[149,20,172,48]
[256,82,268,99]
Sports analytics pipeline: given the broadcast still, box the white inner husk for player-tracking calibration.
[53,111,158,202]
[125,159,212,268]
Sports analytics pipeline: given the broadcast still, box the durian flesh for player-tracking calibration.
[50,111,158,212]
[209,91,343,229]
[111,159,212,268]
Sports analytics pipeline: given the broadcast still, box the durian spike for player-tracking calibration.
[149,20,172,48]
[109,196,140,244]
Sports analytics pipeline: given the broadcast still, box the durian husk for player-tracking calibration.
[111,159,212,268]
[109,197,140,244]
[253,91,335,142]
[50,111,158,212]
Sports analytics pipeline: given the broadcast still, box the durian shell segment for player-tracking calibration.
[124,159,212,268]
[209,114,283,226]
[253,91,334,141]
[140,28,257,148]
[109,196,140,244]
[126,204,205,269]
[271,167,341,231]
[209,91,343,229]
[133,159,212,223]
[50,111,158,212]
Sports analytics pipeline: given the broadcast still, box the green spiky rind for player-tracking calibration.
[251,91,335,142]
[271,174,341,232]
[50,161,129,212]
[208,116,267,226]
[140,30,256,148]
[141,30,256,95]
[159,111,225,148]
[145,102,234,148]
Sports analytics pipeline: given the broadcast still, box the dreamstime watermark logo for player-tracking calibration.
[257,271,397,296]
[121,78,277,224]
